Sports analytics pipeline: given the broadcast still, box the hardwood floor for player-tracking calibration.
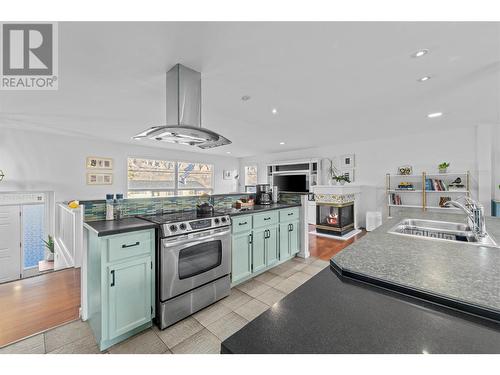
[0,268,81,348]
[308,225,366,260]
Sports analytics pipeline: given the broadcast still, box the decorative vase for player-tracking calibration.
[46,252,54,261]
[332,179,338,185]
[339,180,346,186]
[439,168,448,174]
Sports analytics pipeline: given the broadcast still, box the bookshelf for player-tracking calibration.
[386,171,470,217]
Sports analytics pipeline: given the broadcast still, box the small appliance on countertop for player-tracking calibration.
[255,184,272,205]
[137,209,231,329]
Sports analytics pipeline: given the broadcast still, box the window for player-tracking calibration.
[127,158,213,198]
[244,165,258,191]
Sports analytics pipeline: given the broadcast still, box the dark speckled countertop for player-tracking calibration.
[83,217,157,237]
[332,209,500,318]
[221,267,500,353]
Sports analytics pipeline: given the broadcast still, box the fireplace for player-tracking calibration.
[316,202,354,236]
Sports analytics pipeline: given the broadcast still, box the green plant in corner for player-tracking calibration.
[43,235,55,254]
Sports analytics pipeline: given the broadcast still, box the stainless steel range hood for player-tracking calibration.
[133,64,231,149]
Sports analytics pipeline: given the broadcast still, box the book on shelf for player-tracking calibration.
[425,178,447,191]
[389,193,402,205]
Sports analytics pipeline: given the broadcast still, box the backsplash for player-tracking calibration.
[81,194,252,222]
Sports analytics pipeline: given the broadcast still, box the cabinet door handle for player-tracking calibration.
[288,212,293,216]
[239,221,248,226]
[248,233,253,244]
[110,270,115,287]
[122,241,140,248]
[264,217,271,221]
[290,223,294,232]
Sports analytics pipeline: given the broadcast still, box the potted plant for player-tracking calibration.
[328,159,340,185]
[43,235,55,262]
[335,175,351,186]
[438,162,450,174]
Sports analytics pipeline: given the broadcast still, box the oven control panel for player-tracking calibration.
[190,219,212,230]
[161,215,231,237]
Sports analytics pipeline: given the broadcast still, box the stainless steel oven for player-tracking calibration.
[138,212,232,329]
[160,226,231,301]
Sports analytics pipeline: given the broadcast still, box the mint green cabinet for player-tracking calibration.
[86,228,155,351]
[252,228,267,273]
[231,231,252,284]
[289,221,300,255]
[107,256,152,340]
[231,207,302,286]
[279,221,300,260]
[266,226,279,266]
[279,223,291,260]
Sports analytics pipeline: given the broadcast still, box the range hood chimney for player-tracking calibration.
[133,64,231,149]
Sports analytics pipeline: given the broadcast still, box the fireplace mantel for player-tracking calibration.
[312,185,362,195]
[312,185,361,204]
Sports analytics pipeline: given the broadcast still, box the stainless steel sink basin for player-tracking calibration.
[388,218,498,248]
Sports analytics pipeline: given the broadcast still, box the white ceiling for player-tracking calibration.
[1,22,499,157]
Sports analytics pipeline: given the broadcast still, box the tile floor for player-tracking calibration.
[0,256,330,355]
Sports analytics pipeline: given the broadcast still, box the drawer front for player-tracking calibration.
[253,211,279,228]
[279,207,300,222]
[231,215,252,234]
[107,230,153,263]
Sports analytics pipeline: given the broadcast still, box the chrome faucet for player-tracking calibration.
[444,197,486,238]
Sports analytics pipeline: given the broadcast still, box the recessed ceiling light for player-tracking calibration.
[417,76,431,82]
[241,95,251,101]
[427,112,443,118]
[279,142,285,145]
[226,151,231,154]
[412,49,429,58]
[272,108,278,115]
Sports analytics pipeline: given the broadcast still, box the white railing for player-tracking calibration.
[54,203,83,269]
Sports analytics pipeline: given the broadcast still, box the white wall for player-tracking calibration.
[0,127,239,202]
[239,125,494,222]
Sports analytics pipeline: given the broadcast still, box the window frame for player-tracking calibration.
[127,158,214,198]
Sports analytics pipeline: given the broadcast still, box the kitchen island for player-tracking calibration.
[332,209,500,320]
[222,209,500,353]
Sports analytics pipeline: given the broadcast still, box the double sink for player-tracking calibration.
[389,218,498,248]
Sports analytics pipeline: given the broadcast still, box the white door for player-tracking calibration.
[0,205,21,283]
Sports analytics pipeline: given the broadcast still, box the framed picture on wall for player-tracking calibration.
[86,157,113,170]
[87,173,113,185]
[340,154,355,169]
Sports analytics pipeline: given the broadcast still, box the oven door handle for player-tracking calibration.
[162,229,230,248]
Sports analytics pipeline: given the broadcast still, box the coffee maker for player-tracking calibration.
[255,184,272,205]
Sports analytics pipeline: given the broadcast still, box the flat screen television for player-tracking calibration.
[273,174,308,193]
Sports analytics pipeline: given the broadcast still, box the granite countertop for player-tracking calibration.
[224,203,301,216]
[83,217,158,237]
[221,268,500,354]
[332,209,500,318]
